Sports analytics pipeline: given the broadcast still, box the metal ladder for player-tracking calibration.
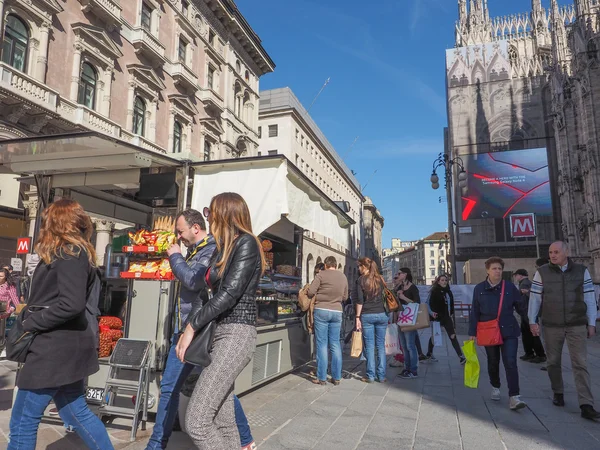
[97,339,152,442]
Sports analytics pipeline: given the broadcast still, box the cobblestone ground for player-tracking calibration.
[1,322,600,449]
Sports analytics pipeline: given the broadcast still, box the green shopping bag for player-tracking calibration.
[462,340,480,389]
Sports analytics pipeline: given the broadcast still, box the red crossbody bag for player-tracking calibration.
[476,280,505,347]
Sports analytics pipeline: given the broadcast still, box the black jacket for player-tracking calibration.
[429,285,454,321]
[188,234,262,331]
[19,248,99,389]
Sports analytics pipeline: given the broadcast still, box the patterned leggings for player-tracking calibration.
[185,323,256,450]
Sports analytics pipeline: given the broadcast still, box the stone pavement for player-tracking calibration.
[1,327,600,449]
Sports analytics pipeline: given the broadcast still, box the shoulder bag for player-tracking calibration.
[476,281,505,347]
[6,309,37,363]
[382,284,400,313]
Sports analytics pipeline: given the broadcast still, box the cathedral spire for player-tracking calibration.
[458,0,468,24]
[551,0,568,66]
[532,0,542,14]
[575,0,592,18]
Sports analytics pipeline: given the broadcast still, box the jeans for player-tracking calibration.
[313,308,343,381]
[147,334,254,449]
[521,319,546,357]
[398,329,418,373]
[9,380,113,450]
[484,337,520,397]
[361,312,388,381]
[427,316,463,358]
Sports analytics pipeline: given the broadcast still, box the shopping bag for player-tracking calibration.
[350,331,363,358]
[399,304,431,331]
[432,321,443,347]
[462,340,480,389]
[397,303,419,326]
[385,323,400,356]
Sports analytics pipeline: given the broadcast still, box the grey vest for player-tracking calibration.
[538,260,587,328]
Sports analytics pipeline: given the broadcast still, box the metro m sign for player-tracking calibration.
[16,237,31,254]
[510,213,536,238]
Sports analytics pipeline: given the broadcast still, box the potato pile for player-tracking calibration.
[98,316,123,358]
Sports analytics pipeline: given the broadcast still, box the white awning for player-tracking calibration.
[191,157,353,248]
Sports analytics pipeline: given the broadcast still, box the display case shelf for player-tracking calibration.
[120,272,175,280]
[122,245,165,254]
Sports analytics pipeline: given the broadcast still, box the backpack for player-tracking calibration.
[86,268,102,349]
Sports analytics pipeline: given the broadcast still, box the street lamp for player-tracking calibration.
[430,153,467,190]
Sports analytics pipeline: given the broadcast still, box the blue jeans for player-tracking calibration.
[398,329,418,374]
[9,380,113,450]
[313,308,343,381]
[147,334,253,449]
[361,312,388,381]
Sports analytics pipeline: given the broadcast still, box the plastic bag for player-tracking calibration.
[385,324,400,355]
[463,340,480,389]
[432,321,443,347]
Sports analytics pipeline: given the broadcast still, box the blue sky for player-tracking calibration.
[238,0,570,248]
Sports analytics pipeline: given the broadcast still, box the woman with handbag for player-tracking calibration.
[396,267,421,379]
[7,199,113,450]
[426,275,466,364]
[175,193,265,450]
[356,257,388,383]
[469,256,527,410]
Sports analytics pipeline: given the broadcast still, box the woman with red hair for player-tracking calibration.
[8,199,113,450]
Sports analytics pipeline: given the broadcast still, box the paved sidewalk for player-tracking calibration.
[1,327,600,449]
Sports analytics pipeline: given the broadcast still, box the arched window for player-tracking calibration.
[245,70,250,82]
[235,60,241,73]
[1,15,29,72]
[173,121,182,153]
[78,63,97,109]
[133,96,146,136]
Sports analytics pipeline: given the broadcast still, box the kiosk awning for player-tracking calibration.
[191,156,355,248]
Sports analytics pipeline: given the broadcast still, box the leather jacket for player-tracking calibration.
[188,233,262,331]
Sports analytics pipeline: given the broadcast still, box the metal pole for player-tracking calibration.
[446,165,458,285]
[535,214,540,258]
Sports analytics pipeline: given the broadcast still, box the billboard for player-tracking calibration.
[460,148,552,222]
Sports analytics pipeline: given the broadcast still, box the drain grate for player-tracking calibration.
[247,413,275,427]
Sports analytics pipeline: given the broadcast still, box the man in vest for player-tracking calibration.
[529,241,600,420]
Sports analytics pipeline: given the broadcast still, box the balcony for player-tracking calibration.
[121,131,166,154]
[198,88,224,113]
[79,0,122,30]
[0,63,58,113]
[58,99,121,137]
[171,62,198,93]
[131,28,166,65]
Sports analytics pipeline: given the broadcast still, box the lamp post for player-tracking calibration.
[430,153,467,285]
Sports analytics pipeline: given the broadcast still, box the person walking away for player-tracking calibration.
[513,269,546,364]
[8,199,113,450]
[147,208,255,450]
[469,257,527,411]
[528,241,600,420]
[306,256,348,386]
[426,274,466,364]
[175,193,265,449]
[397,268,421,379]
[356,257,388,383]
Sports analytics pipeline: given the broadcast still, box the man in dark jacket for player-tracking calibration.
[529,241,600,420]
[514,269,546,363]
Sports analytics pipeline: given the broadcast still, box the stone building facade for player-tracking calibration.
[446,0,567,281]
[0,0,273,259]
[362,196,384,269]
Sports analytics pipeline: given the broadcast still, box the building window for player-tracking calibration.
[431,269,435,277]
[178,38,187,63]
[268,124,278,137]
[77,63,98,110]
[245,70,250,82]
[430,259,435,266]
[173,121,182,153]
[181,0,189,16]
[207,66,215,89]
[257,151,261,156]
[141,2,152,31]
[203,140,211,161]
[2,15,29,72]
[235,60,241,73]
[440,250,444,257]
[132,96,146,136]
[257,126,261,138]
[208,29,215,45]
[268,150,277,156]
[430,250,434,257]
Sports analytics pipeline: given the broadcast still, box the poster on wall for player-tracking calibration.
[460,148,552,222]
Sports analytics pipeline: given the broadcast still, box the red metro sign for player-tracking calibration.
[16,237,31,254]
[509,214,536,238]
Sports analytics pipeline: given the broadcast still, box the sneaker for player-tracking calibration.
[459,356,467,365]
[398,370,415,379]
[311,379,326,386]
[375,378,387,383]
[241,442,257,450]
[491,388,501,401]
[520,354,535,361]
[49,407,59,416]
[509,395,527,410]
[360,377,374,384]
[426,355,438,362]
[553,393,565,407]
[581,405,600,421]
[418,354,427,361]
[531,356,547,364]
[389,359,404,368]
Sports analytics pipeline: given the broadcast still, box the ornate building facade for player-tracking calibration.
[0,0,274,258]
[445,0,587,281]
